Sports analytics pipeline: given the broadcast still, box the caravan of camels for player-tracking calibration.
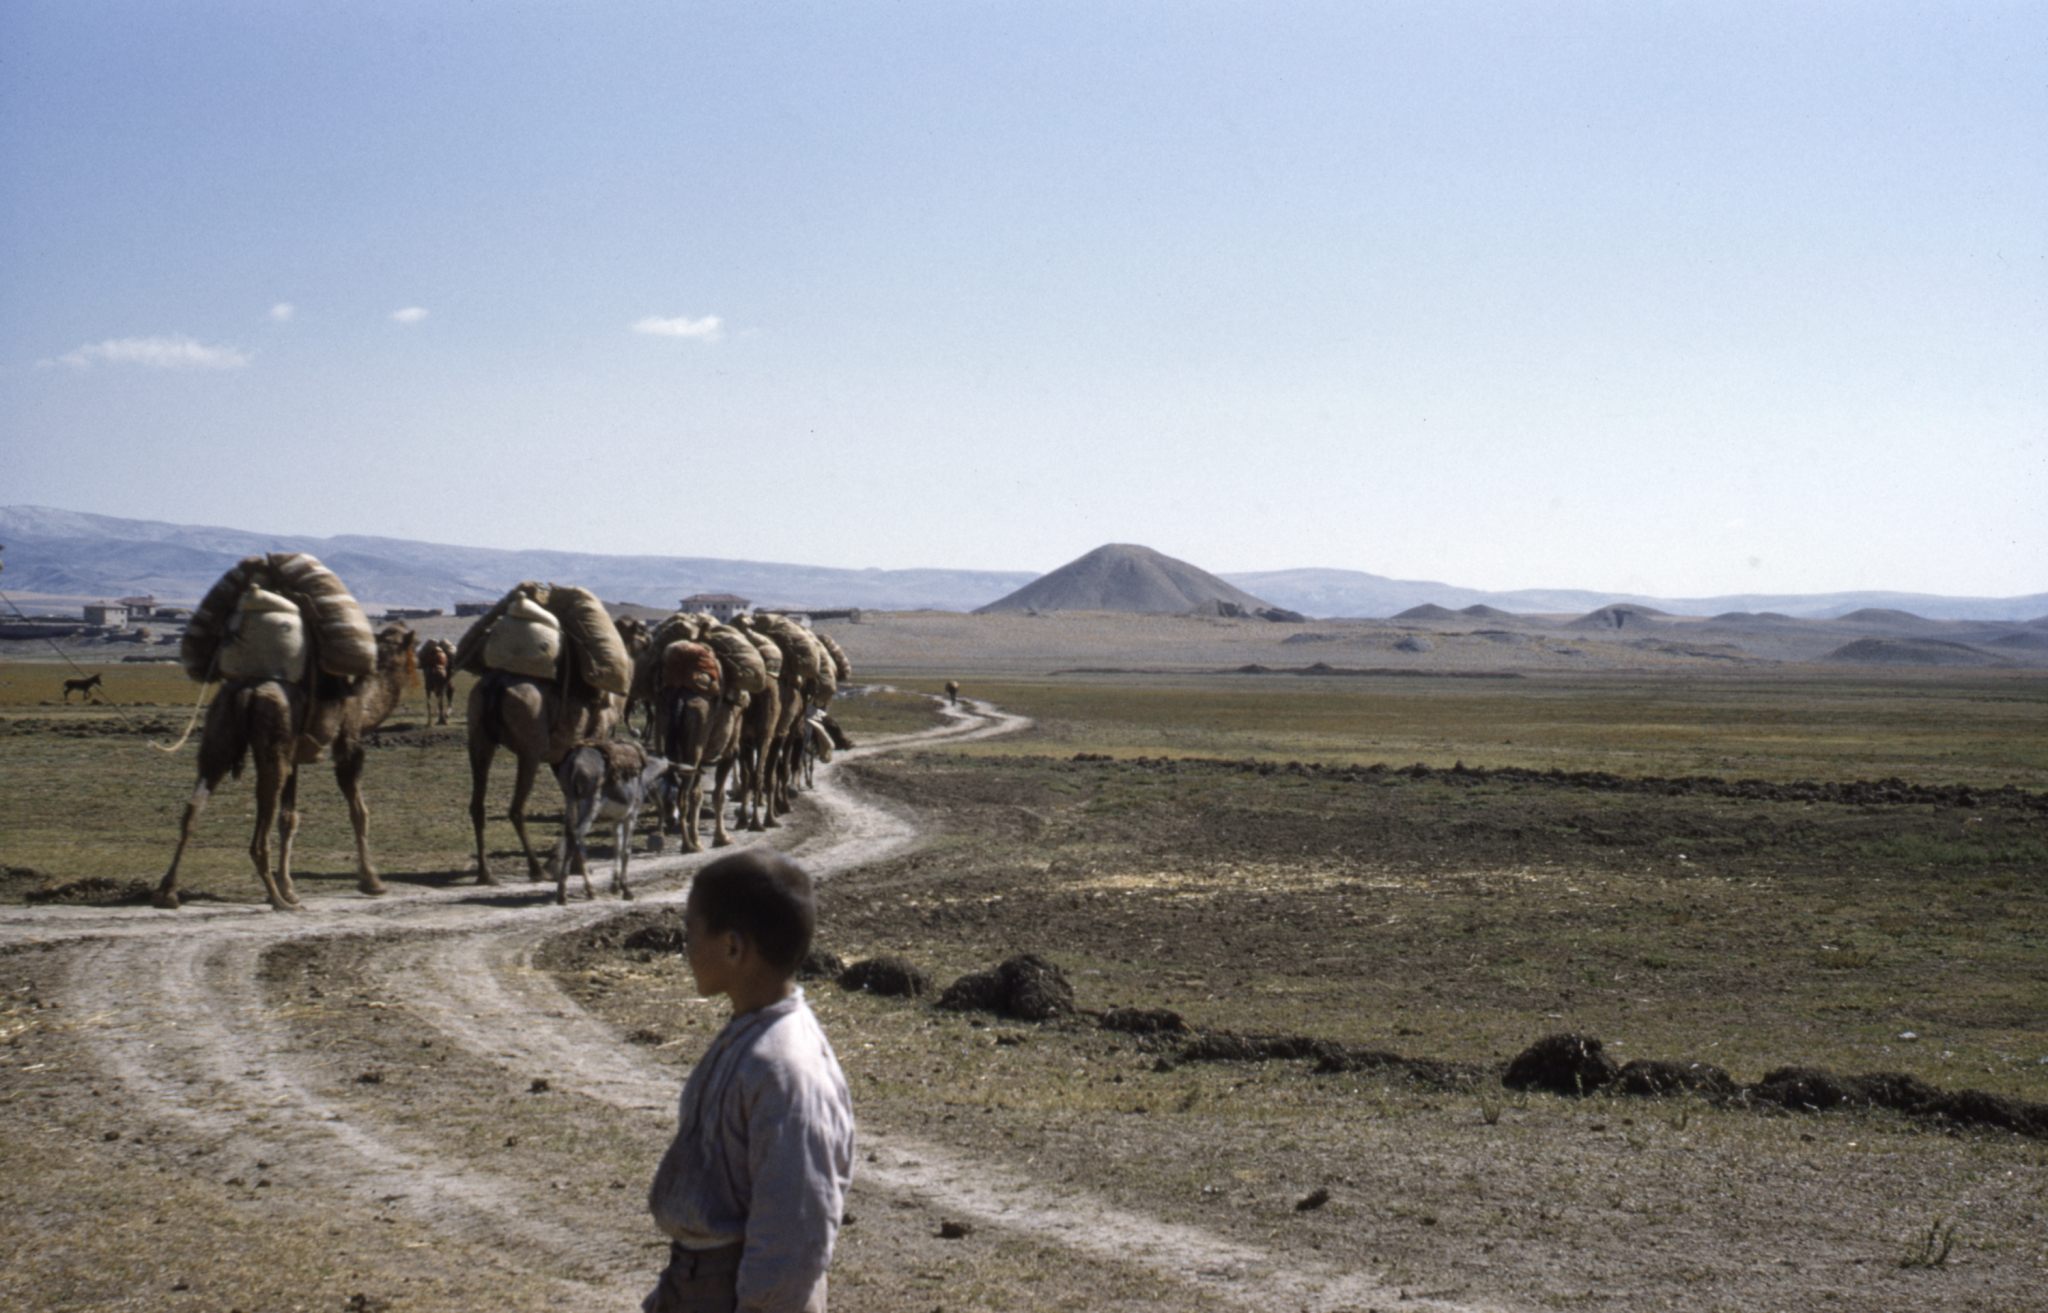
[156,552,854,911]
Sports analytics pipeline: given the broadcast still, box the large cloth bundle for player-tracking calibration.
[483,594,562,679]
[548,585,632,697]
[737,626,783,680]
[660,640,722,696]
[750,613,821,682]
[181,552,376,683]
[815,631,853,682]
[698,624,769,695]
[453,582,632,696]
[217,586,307,682]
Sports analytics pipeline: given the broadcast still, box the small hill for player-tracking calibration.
[1458,604,1518,620]
[1393,603,1461,621]
[1824,638,2002,667]
[1988,630,2048,651]
[1567,604,1670,631]
[974,544,1279,616]
[1835,608,1934,627]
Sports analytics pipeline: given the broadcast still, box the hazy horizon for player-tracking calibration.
[3,5,2041,597]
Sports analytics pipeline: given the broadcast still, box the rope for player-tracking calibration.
[0,583,204,752]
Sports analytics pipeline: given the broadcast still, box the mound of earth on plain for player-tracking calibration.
[1458,604,1519,619]
[1392,603,1460,621]
[1567,604,1669,631]
[1823,638,2003,667]
[974,543,1278,616]
[1835,607,1934,627]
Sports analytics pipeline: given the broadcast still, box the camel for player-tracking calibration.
[945,679,960,707]
[156,622,419,911]
[614,616,655,738]
[466,670,618,884]
[418,638,456,725]
[659,680,746,852]
[62,673,104,702]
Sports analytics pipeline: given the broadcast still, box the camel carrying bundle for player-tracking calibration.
[181,552,376,684]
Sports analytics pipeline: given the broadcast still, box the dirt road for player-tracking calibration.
[0,697,1493,1312]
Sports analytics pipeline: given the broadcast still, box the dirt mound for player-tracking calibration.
[936,953,1075,1020]
[1458,604,1518,619]
[1393,635,1433,653]
[1615,1058,1739,1097]
[839,955,934,998]
[1392,603,1460,621]
[1503,1033,1619,1096]
[23,876,158,905]
[974,544,1278,616]
[1824,638,2001,667]
[800,947,847,980]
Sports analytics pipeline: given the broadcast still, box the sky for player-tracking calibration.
[2,1,2042,598]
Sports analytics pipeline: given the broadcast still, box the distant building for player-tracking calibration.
[455,601,495,617]
[681,592,750,621]
[118,593,157,612]
[83,602,129,627]
[380,607,445,621]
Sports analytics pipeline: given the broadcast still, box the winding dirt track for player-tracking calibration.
[0,698,1493,1313]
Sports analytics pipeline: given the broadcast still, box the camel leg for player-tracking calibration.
[248,749,296,912]
[680,768,705,854]
[508,753,547,882]
[710,760,734,848]
[612,817,632,901]
[336,743,385,896]
[274,767,303,908]
[468,739,501,885]
[156,769,226,909]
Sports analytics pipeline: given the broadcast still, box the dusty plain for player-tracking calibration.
[2,611,2045,1312]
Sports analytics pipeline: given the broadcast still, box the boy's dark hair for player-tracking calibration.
[688,850,816,974]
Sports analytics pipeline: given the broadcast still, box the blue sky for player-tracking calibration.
[3,2,2042,597]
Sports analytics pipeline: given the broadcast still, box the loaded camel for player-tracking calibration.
[945,679,960,707]
[466,670,618,884]
[417,638,456,725]
[653,638,747,852]
[156,622,419,911]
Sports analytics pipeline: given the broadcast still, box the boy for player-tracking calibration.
[643,851,856,1313]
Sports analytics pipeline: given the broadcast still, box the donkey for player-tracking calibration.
[547,741,675,906]
[63,673,104,702]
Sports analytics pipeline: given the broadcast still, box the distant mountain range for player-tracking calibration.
[2,505,2043,622]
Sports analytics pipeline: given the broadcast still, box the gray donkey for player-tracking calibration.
[548,741,676,905]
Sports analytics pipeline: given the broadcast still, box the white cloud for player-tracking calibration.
[45,335,252,371]
[269,302,295,322]
[391,306,430,325]
[633,314,724,342]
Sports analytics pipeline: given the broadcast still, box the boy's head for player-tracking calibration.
[683,851,816,992]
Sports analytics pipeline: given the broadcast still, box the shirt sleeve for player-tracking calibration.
[733,1050,853,1312]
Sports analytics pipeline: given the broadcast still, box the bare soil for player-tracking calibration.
[4,696,2045,1312]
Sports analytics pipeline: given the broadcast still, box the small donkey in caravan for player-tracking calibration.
[547,740,679,906]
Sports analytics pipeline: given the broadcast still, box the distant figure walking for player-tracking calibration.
[63,673,103,702]
[944,679,960,708]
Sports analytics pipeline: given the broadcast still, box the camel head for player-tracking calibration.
[375,623,420,687]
